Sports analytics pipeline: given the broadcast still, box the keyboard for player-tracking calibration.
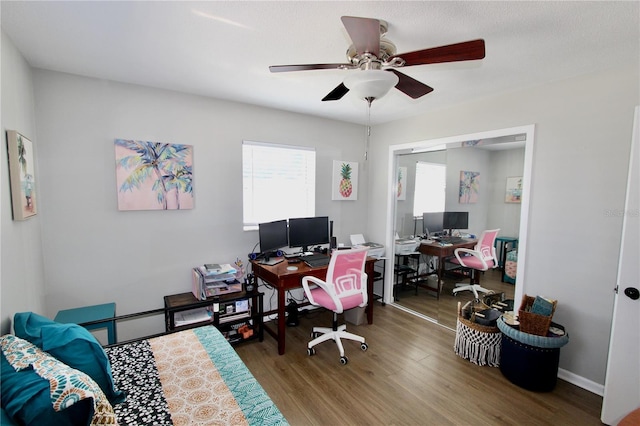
[303,254,330,268]
[436,237,467,244]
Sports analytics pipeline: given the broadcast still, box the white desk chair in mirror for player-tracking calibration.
[450,229,501,301]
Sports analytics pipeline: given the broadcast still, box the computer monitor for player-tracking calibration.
[258,219,288,259]
[443,211,469,235]
[422,212,444,238]
[288,216,330,253]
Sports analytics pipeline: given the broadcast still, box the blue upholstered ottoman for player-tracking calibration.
[497,317,569,392]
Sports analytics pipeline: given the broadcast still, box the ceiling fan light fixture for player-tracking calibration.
[343,70,399,101]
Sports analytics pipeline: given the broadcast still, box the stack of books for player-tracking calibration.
[192,263,242,300]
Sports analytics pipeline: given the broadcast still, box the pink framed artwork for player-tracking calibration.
[115,139,194,211]
[459,170,480,204]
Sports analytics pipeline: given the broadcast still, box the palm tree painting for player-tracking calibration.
[459,170,480,204]
[7,131,37,220]
[115,139,194,211]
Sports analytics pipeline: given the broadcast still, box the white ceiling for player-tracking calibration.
[2,1,638,125]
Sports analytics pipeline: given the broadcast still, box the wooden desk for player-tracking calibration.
[418,240,476,298]
[252,257,376,355]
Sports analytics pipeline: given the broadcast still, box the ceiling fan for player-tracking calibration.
[269,16,486,103]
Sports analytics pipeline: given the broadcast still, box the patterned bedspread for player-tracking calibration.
[105,326,287,426]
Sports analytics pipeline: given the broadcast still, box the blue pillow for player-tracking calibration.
[13,312,125,405]
[0,335,113,425]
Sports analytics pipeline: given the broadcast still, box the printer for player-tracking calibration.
[394,237,420,255]
[349,234,385,258]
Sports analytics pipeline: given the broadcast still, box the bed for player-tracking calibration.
[1,312,288,426]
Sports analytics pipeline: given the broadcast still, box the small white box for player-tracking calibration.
[344,306,366,326]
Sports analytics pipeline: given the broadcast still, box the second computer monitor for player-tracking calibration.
[443,211,469,234]
[258,219,289,258]
[423,212,444,238]
[288,216,330,253]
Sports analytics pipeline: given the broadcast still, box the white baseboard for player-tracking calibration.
[558,368,605,396]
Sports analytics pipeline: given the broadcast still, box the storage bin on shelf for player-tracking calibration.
[518,294,557,336]
[454,302,502,367]
[503,249,517,284]
[497,316,569,391]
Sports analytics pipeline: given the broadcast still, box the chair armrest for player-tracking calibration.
[454,248,489,270]
[302,276,341,309]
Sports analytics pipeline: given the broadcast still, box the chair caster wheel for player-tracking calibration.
[340,356,349,365]
[360,342,368,351]
[307,347,316,356]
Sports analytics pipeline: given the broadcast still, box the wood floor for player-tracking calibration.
[235,300,603,425]
[395,268,516,330]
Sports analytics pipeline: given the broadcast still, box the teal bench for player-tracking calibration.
[54,302,117,345]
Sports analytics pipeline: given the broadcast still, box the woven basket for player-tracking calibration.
[454,302,501,366]
[518,295,557,336]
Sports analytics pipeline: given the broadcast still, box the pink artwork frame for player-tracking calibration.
[115,139,194,211]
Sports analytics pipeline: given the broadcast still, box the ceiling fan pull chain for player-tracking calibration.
[364,102,371,161]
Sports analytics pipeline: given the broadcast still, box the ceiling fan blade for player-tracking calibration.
[322,83,350,101]
[388,70,434,99]
[392,39,485,66]
[269,63,353,73]
[341,16,380,57]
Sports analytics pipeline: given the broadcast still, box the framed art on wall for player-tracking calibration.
[6,130,37,220]
[505,176,523,203]
[397,167,407,201]
[115,139,194,211]
[459,170,480,204]
[332,160,358,200]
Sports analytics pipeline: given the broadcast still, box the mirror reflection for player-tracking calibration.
[393,135,525,329]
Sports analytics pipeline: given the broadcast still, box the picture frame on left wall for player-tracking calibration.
[6,131,37,220]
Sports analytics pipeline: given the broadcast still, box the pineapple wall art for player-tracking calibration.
[332,161,359,200]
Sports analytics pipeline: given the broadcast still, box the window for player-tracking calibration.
[413,161,446,216]
[242,141,316,230]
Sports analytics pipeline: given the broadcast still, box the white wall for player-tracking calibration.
[30,70,366,341]
[486,148,525,237]
[4,27,638,389]
[395,147,523,238]
[368,65,639,387]
[445,146,491,233]
[1,31,46,334]
[395,150,447,238]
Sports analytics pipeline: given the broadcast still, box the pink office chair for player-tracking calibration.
[451,229,500,301]
[301,247,369,365]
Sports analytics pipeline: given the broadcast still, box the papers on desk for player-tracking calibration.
[350,234,385,258]
[200,263,237,279]
[174,307,212,327]
[192,267,242,300]
[350,234,366,246]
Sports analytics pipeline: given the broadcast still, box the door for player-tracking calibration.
[601,106,640,425]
